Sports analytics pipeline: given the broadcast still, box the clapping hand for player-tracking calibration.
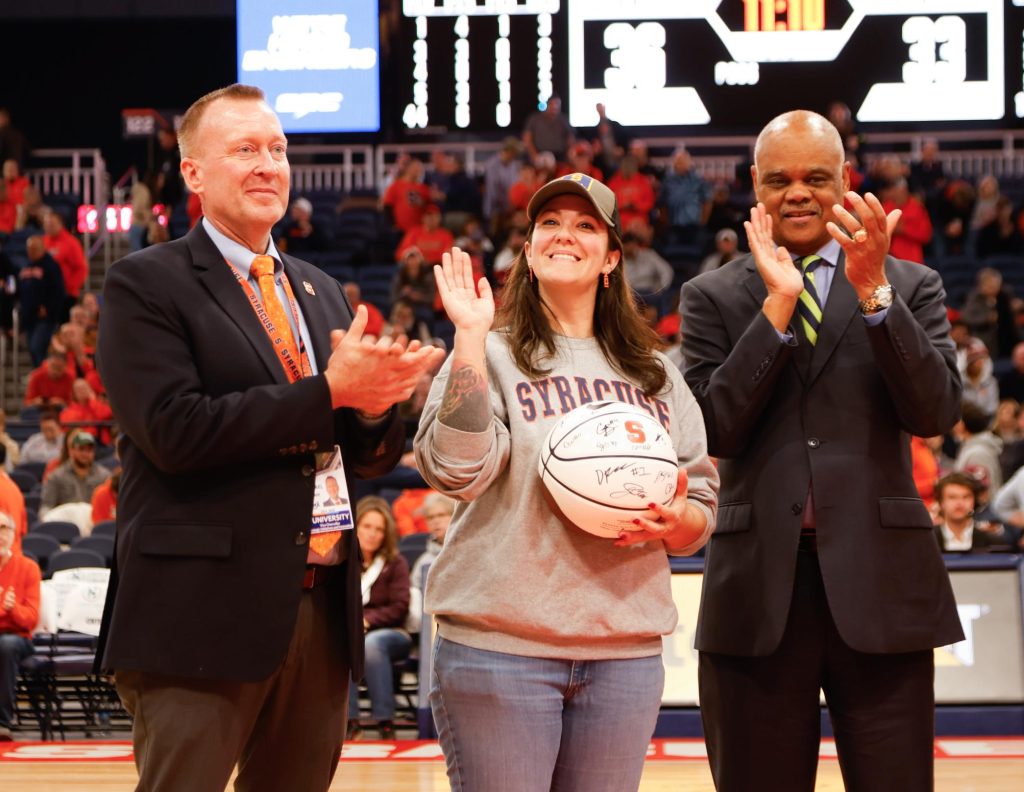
[827,191,900,300]
[325,305,447,414]
[744,202,804,301]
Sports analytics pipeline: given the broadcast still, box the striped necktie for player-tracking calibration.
[796,255,823,345]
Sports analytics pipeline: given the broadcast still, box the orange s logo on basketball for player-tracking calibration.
[624,421,646,443]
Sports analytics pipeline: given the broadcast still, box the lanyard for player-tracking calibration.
[227,260,313,383]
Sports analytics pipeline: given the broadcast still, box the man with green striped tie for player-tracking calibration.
[680,109,963,792]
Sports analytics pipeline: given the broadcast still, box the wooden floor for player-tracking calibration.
[1,758,1022,791]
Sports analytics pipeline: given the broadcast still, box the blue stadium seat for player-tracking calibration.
[45,547,106,577]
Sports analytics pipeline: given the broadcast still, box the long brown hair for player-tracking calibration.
[495,230,669,397]
[355,495,399,563]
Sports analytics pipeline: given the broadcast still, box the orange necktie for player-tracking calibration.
[250,255,340,556]
[250,255,300,360]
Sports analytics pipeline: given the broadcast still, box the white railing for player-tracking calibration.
[287,145,375,194]
[376,141,504,191]
[29,148,107,205]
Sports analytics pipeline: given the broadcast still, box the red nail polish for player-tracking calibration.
[647,503,656,510]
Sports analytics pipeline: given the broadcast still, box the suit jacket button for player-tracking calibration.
[295,532,307,545]
[807,437,820,448]
[792,503,803,515]
[301,464,314,477]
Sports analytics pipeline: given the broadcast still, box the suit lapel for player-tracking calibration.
[806,252,858,386]
[187,225,289,385]
[742,259,810,384]
[282,258,333,371]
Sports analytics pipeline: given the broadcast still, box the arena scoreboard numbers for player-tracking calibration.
[398,0,1024,132]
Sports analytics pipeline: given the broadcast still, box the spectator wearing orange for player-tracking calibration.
[381,157,431,233]
[60,378,114,446]
[508,161,542,212]
[342,282,385,338]
[24,352,74,410]
[0,449,27,551]
[556,141,604,182]
[91,469,119,524]
[2,159,29,207]
[392,487,431,536]
[608,155,655,232]
[0,181,14,234]
[42,210,87,301]
[395,204,454,266]
[911,435,941,514]
[0,510,41,741]
[882,178,932,264]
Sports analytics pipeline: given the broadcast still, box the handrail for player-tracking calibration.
[28,148,107,206]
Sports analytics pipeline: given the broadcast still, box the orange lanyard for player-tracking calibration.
[228,260,313,383]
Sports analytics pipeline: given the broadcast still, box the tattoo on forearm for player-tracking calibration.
[438,363,490,432]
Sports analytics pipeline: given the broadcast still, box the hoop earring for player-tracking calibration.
[528,263,534,283]
[603,272,610,289]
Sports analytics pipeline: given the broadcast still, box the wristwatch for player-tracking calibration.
[859,284,894,315]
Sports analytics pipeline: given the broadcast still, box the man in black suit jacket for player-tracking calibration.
[681,110,963,791]
[97,85,444,791]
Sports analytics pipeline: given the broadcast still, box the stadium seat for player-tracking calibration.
[8,469,38,493]
[45,548,106,577]
[21,533,61,575]
[91,520,116,537]
[14,461,47,481]
[30,521,81,545]
[398,533,430,572]
[72,535,115,567]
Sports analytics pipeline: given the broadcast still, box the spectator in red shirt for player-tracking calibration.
[342,282,386,338]
[381,158,431,233]
[24,352,74,409]
[0,181,14,234]
[608,155,656,233]
[395,204,454,265]
[2,160,29,207]
[42,210,87,301]
[508,161,542,213]
[91,469,119,524]
[882,178,933,265]
[556,141,604,182]
[60,378,114,446]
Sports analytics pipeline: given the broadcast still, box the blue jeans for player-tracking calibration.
[430,636,665,792]
[0,634,33,727]
[348,628,411,721]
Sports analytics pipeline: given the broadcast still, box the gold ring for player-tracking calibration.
[852,228,868,244]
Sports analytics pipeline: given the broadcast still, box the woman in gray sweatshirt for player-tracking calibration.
[414,174,719,792]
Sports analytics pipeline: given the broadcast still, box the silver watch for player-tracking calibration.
[859,284,894,314]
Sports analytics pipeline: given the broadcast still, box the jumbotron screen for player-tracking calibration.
[394,0,1024,133]
[237,0,381,133]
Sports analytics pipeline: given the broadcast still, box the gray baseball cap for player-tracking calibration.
[527,173,622,248]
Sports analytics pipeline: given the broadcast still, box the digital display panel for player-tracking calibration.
[237,0,380,133]
[395,0,1024,133]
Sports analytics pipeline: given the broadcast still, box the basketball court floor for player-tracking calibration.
[1,738,1021,791]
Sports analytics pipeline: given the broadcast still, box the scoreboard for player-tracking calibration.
[395,0,1024,133]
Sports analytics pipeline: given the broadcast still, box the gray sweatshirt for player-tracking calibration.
[414,331,719,660]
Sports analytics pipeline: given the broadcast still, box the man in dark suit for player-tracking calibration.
[680,110,963,791]
[97,84,445,792]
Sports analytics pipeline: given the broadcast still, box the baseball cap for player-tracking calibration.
[292,197,313,215]
[71,431,96,447]
[526,173,622,248]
